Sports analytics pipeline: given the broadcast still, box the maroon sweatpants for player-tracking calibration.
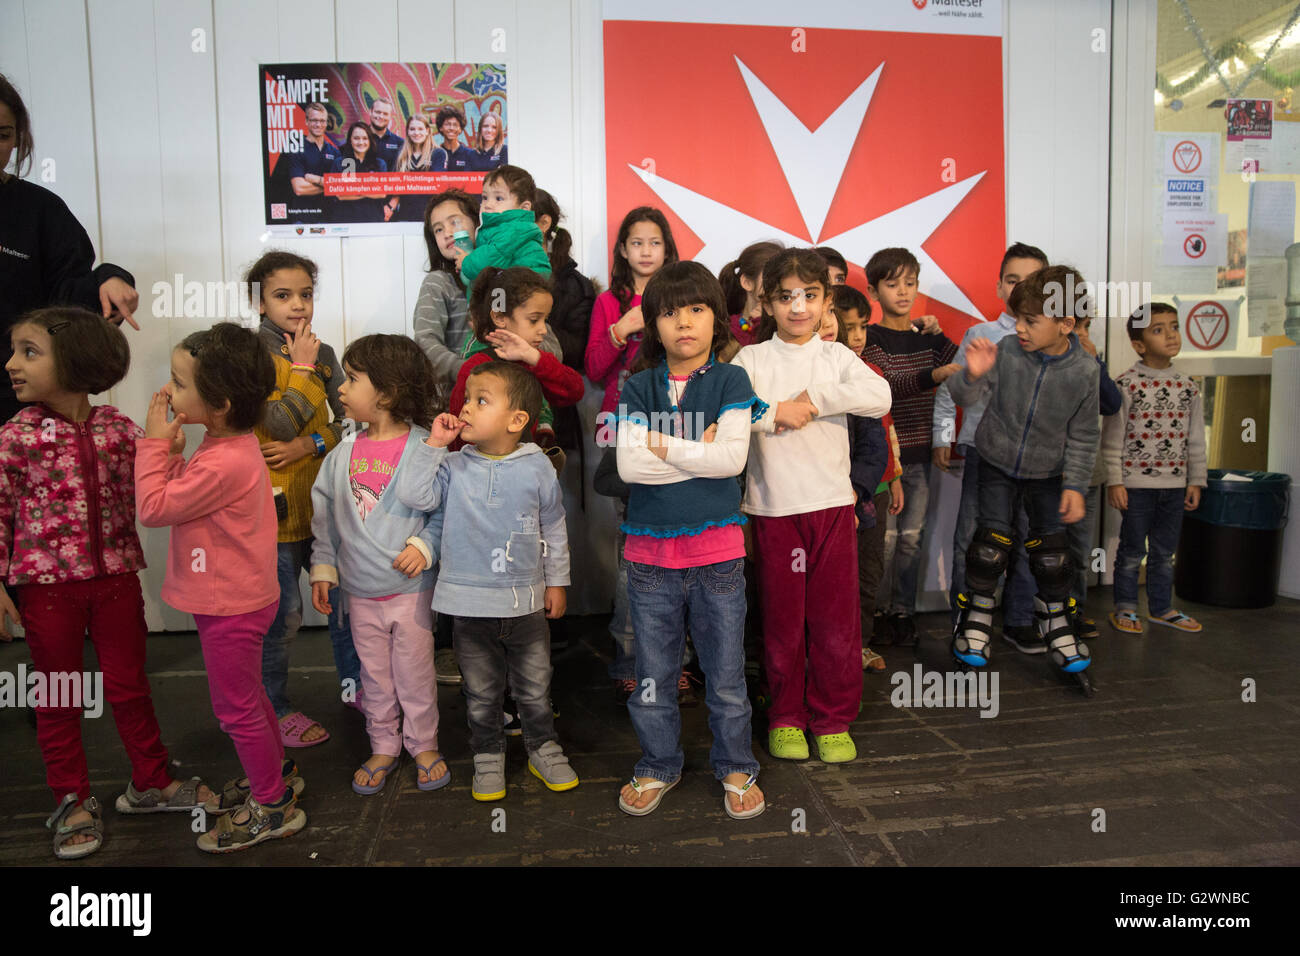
[18,574,172,805]
[752,505,863,735]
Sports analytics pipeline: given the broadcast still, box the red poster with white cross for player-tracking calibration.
[601,3,1005,337]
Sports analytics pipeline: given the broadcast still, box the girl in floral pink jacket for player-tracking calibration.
[0,307,213,860]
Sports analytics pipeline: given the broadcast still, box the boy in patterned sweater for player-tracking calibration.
[862,247,961,644]
[1102,303,1207,635]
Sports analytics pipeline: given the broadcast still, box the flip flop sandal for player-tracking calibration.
[47,794,103,861]
[416,757,452,792]
[617,777,678,816]
[722,773,766,820]
[861,647,886,672]
[280,711,330,748]
[1149,611,1203,633]
[1108,610,1143,634]
[351,758,400,796]
[115,775,211,814]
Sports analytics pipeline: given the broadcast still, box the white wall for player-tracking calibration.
[3,0,1116,628]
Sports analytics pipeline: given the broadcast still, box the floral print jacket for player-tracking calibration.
[0,404,146,586]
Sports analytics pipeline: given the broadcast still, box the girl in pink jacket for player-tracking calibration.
[135,322,302,854]
[1,307,214,860]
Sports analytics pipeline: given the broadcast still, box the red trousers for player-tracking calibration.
[18,574,171,805]
[752,505,863,735]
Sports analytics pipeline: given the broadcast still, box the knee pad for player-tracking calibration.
[1025,531,1073,600]
[963,527,1013,596]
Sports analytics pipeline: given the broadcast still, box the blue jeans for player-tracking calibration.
[454,611,556,754]
[1066,485,1102,604]
[262,538,360,717]
[950,445,1035,627]
[878,462,930,615]
[626,558,758,783]
[609,522,692,680]
[1113,487,1185,615]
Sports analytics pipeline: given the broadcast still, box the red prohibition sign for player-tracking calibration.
[1172,139,1202,173]
[1186,300,1230,350]
[1183,232,1207,259]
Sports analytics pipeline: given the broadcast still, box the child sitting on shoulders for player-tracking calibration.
[451,165,551,288]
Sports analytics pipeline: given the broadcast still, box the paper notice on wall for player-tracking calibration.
[1246,256,1287,336]
[1161,214,1227,266]
[1271,120,1300,175]
[1247,181,1296,257]
[1160,133,1218,181]
[1173,295,1242,352]
[1225,98,1273,173]
[1164,177,1209,212]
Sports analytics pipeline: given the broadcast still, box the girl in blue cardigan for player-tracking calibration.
[614,261,766,820]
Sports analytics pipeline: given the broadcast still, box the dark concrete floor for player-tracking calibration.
[2,589,1298,867]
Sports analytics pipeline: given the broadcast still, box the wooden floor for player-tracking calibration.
[2,591,1298,867]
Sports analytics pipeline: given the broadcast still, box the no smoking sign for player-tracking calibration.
[1186,300,1230,350]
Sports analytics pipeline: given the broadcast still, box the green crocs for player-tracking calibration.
[768,726,809,760]
[815,733,857,763]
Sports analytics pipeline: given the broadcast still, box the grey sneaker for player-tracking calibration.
[528,740,579,792]
[472,753,506,802]
[435,648,462,685]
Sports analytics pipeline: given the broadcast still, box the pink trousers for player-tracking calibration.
[349,590,439,757]
[194,600,284,804]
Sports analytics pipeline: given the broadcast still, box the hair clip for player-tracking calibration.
[46,321,71,335]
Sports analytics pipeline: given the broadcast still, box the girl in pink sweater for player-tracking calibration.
[135,322,304,854]
[2,307,215,860]
[586,207,679,428]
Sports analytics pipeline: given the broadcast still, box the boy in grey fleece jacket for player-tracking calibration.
[945,266,1099,685]
[394,361,577,801]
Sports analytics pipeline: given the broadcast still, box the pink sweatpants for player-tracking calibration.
[349,590,439,757]
[752,505,863,735]
[194,600,284,805]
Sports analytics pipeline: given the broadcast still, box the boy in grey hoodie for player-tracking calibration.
[945,265,1099,688]
[395,361,576,800]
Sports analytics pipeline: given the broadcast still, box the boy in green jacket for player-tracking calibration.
[452,165,552,288]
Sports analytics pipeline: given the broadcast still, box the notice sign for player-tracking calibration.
[1165,178,1208,212]
[1162,214,1226,266]
[1161,133,1217,179]
[1176,297,1240,352]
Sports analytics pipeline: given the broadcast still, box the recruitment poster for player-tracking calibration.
[601,2,1005,334]
[260,62,508,237]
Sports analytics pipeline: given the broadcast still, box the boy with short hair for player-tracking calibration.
[395,360,576,800]
[1102,303,1206,634]
[932,242,1046,651]
[452,164,552,287]
[946,265,1099,689]
[862,247,961,644]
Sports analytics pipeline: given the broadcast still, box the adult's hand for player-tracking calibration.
[100,277,140,330]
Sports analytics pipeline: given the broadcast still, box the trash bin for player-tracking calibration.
[1175,470,1290,608]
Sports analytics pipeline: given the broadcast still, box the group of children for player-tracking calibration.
[1,157,1208,856]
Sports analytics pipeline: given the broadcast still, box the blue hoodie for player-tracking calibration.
[309,426,441,599]
[395,440,570,618]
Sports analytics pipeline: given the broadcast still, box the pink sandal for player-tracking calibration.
[279,712,330,748]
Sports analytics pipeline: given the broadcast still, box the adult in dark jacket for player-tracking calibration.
[0,73,139,423]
